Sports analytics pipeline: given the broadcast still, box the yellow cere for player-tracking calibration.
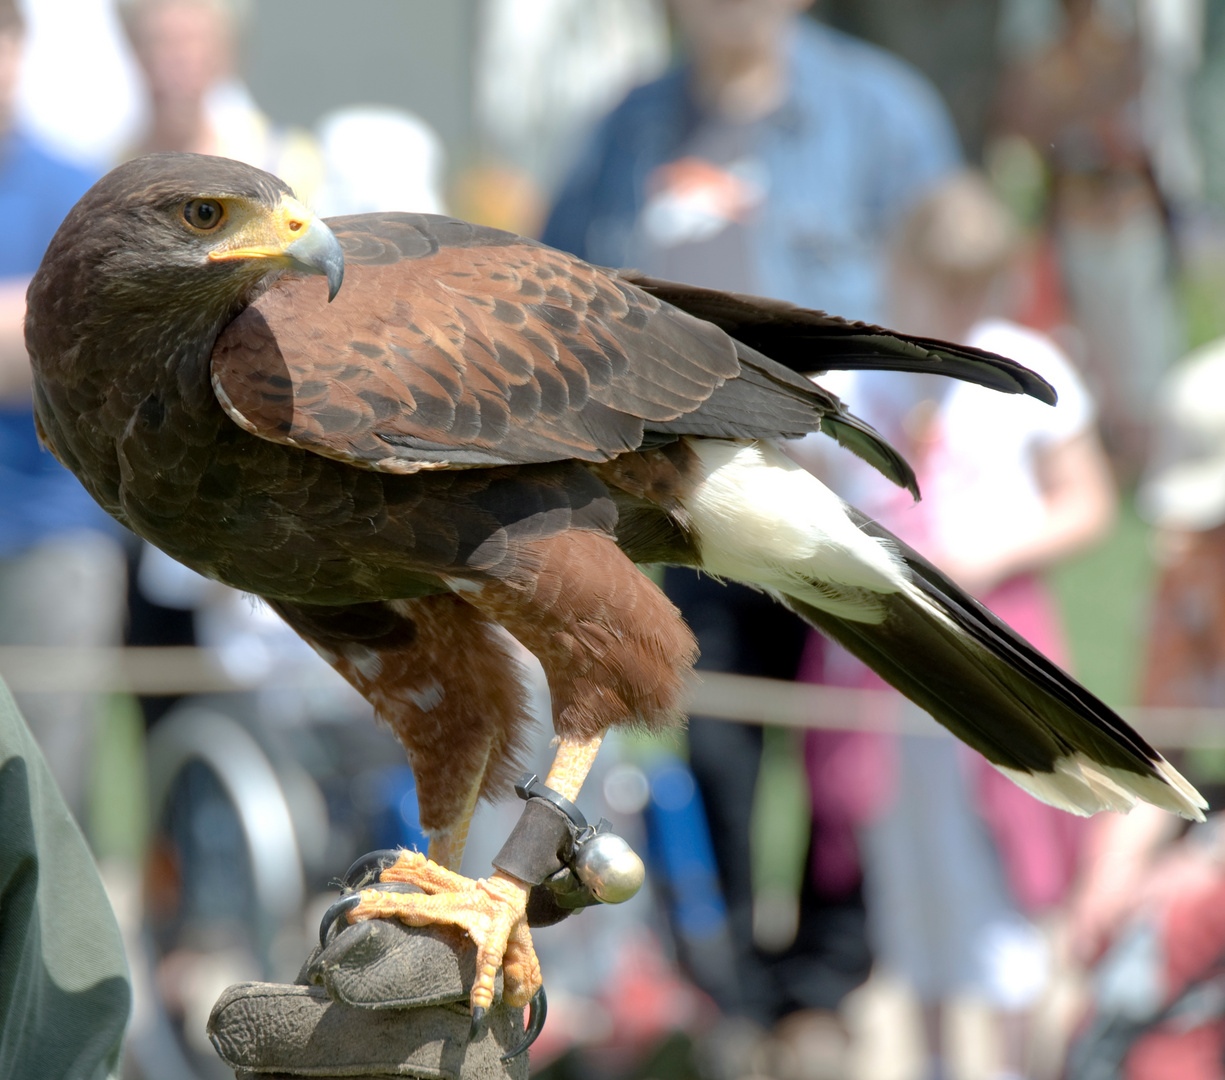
[205,196,318,263]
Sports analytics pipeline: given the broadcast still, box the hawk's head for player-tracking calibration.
[27,152,345,373]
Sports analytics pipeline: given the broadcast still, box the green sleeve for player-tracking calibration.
[0,679,131,1080]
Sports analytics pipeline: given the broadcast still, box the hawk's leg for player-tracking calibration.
[350,530,695,1017]
[543,733,603,802]
[341,734,605,1014]
[276,595,541,1014]
[421,766,483,874]
[296,532,694,1030]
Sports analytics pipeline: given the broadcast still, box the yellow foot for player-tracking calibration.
[347,850,540,1012]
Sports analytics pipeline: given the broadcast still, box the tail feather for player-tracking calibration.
[777,555,1207,822]
[679,437,1207,821]
[865,515,1159,768]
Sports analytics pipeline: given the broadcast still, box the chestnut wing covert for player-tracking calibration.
[210,213,849,474]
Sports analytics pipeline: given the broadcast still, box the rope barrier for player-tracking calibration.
[1,646,1220,748]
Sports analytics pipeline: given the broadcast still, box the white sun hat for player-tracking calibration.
[1138,336,1225,531]
[314,106,446,218]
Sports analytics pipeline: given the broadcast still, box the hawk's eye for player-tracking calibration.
[183,199,225,230]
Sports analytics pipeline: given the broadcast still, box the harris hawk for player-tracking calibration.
[26,153,1206,1038]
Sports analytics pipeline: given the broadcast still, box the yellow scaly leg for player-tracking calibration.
[344,733,606,1014]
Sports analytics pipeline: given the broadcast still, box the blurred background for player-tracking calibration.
[8,1,1225,1078]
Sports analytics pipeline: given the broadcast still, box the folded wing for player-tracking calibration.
[211,215,1052,500]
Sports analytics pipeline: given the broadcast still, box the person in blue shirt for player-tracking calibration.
[542,0,961,1068]
[543,0,960,323]
[0,0,125,826]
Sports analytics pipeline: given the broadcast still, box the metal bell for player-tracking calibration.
[572,831,645,904]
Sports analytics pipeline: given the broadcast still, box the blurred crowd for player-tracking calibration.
[7,1,1225,1079]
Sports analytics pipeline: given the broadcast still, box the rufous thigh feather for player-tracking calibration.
[325,594,533,834]
[469,531,698,739]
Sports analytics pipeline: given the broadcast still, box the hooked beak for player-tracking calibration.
[284,217,345,302]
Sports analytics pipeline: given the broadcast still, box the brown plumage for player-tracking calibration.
[25,154,1206,1020]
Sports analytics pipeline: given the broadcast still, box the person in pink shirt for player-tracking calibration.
[790,171,1117,1080]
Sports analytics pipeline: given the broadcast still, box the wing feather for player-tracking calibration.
[211,214,1045,492]
[212,214,751,470]
[623,271,1058,403]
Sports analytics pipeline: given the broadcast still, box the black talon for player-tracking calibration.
[469,1005,488,1041]
[318,893,362,949]
[501,986,547,1061]
[341,848,404,889]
